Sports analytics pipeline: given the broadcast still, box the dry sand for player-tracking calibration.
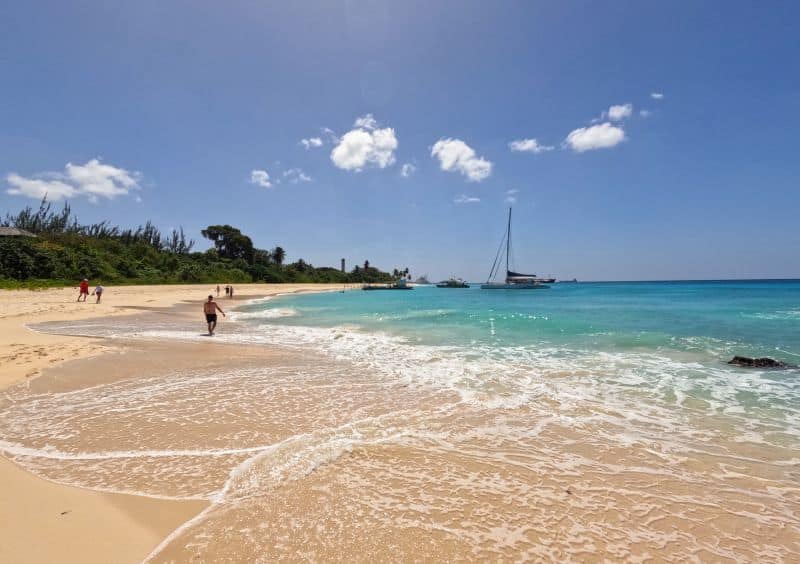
[0,283,348,564]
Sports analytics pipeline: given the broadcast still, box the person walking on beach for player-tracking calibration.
[229,286,234,299]
[225,285,230,297]
[216,284,220,297]
[77,278,90,302]
[92,284,104,303]
[204,295,226,335]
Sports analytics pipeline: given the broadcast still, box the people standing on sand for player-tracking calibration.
[203,295,226,335]
[77,278,90,302]
[92,284,104,303]
[229,285,234,298]
[216,285,220,297]
[225,285,230,297]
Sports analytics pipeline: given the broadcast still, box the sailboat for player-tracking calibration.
[481,208,550,290]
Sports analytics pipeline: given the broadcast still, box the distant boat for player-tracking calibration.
[414,274,431,285]
[436,277,470,288]
[362,279,413,291]
[481,207,550,290]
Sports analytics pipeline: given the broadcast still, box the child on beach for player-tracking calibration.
[92,284,104,303]
[203,295,226,335]
[77,279,89,302]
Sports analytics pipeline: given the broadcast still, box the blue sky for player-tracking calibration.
[2,1,799,281]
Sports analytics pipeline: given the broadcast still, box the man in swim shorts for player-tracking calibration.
[203,295,226,335]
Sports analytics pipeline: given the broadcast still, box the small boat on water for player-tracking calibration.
[436,277,470,288]
[481,207,551,290]
[414,274,431,285]
[362,279,413,291]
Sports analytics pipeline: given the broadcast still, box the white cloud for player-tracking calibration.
[454,194,480,204]
[508,138,554,153]
[639,109,652,118]
[65,159,139,199]
[330,116,398,172]
[353,114,378,130]
[607,103,633,121]
[564,123,626,153]
[250,169,273,188]
[300,137,323,150]
[400,163,416,177]
[6,173,77,200]
[5,158,140,202]
[651,92,664,100]
[283,168,312,184]
[505,189,518,204]
[431,138,492,182]
[321,127,338,142]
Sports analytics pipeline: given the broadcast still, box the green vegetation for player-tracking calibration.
[1,199,396,288]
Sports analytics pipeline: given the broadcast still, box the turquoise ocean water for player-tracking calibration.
[243,280,800,357]
[236,280,800,445]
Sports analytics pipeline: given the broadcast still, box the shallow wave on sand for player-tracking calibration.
[2,307,798,561]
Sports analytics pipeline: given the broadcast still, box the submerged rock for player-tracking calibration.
[728,356,793,369]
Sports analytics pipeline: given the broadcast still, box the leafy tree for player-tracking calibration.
[201,225,254,262]
[272,246,286,266]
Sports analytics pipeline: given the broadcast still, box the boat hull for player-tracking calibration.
[481,283,549,289]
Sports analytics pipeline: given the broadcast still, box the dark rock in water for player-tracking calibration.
[728,356,793,369]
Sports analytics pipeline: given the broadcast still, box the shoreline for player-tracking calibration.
[0,283,351,564]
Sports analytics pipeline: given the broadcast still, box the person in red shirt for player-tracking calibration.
[77,279,90,302]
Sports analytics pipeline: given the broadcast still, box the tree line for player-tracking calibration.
[0,199,395,287]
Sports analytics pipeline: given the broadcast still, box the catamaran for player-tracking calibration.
[481,207,551,290]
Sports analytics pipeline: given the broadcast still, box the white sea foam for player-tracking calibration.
[229,307,298,320]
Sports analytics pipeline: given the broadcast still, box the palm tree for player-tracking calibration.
[364,260,370,270]
[272,246,286,266]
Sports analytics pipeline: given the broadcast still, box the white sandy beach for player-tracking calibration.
[0,283,348,564]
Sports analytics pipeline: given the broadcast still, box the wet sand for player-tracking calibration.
[0,283,350,564]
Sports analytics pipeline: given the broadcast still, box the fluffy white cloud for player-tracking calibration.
[6,173,77,200]
[454,194,480,204]
[607,103,633,121]
[508,138,554,153]
[353,114,378,130]
[330,116,398,172]
[300,137,323,149]
[400,163,416,177]
[283,168,312,184]
[65,159,139,199]
[5,159,140,202]
[564,123,626,153]
[505,189,518,204]
[651,92,664,100]
[431,138,492,182]
[250,169,273,188]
